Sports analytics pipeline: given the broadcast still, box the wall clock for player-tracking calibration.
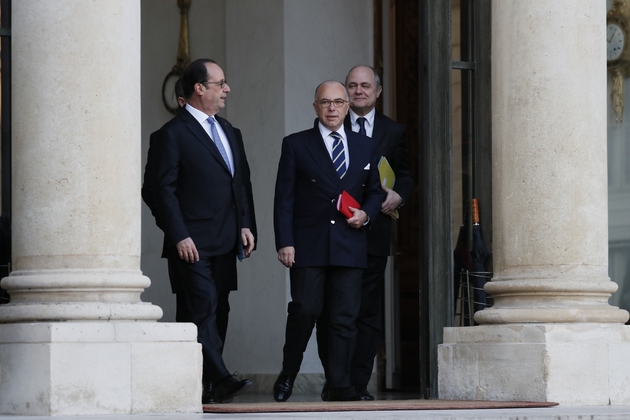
[608,0,630,122]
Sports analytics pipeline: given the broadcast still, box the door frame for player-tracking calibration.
[419,0,491,398]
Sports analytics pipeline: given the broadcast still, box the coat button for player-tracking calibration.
[331,220,335,224]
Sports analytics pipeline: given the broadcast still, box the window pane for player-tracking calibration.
[607,0,630,320]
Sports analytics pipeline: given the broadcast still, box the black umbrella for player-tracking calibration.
[453,225,471,301]
[470,198,490,316]
[453,223,474,325]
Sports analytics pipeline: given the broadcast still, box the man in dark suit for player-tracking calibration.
[272,80,384,402]
[142,58,256,404]
[317,65,414,401]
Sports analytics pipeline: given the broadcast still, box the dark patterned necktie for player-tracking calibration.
[357,117,367,136]
[331,131,347,179]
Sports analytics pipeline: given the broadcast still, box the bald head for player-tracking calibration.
[313,80,350,131]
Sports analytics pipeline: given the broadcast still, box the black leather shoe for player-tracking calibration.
[202,381,233,404]
[214,376,252,403]
[327,387,362,401]
[320,382,330,401]
[354,386,375,401]
[273,372,296,402]
[202,382,216,404]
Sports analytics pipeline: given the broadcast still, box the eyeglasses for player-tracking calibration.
[317,99,348,108]
[201,79,227,89]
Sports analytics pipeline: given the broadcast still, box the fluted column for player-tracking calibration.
[475,0,628,325]
[0,0,161,322]
[439,1,630,405]
[0,1,201,415]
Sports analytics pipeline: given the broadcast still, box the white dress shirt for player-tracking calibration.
[348,108,376,138]
[318,123,350,168]
[185,104,235,174]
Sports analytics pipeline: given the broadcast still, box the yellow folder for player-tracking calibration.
[377,156,399,220]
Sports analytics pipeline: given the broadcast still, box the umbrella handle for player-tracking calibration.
[472,198,480,225]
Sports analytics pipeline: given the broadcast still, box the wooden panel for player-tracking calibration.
[472,0,492,263]
[419,0,453,399]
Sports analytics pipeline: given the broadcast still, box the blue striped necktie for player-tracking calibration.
[207,116,232,175]
[331,131,347,179]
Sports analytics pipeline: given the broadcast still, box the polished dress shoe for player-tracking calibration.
[202,382,216,404]
[327,387,362,401]
[214,376,252,403]
[202,381,233,404]
[353,386,375,401]
[320,382,330,401]
[273,372,296,402]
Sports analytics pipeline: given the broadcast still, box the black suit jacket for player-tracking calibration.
[142,109,257,292]
[345,111,414,256]
[274,120,384,269]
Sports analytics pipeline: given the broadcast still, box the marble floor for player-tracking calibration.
[1,392,628,419]
[0,404,629,420]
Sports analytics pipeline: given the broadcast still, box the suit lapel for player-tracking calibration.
[371,112,387,144]
[181,110,231,174]
[306,127,339,184]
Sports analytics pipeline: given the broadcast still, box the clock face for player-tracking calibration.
[608,22,626,62]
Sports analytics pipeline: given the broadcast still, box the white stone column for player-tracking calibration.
[3,0,159,323]
[439,0,630,405]
[477,0,625,326]
[0,1,201,415]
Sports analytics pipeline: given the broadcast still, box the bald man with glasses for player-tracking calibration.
[272,80,384,402]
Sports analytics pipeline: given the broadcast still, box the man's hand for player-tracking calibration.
[278,246,295,268]
[177,237,199,263]
[241,228,255,258]
[347,207,368,228]
[381,186,403,215]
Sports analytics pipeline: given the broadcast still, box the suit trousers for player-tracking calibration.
[169,253,236,384]
[282,266,362,388]
[172,259,231,355]
[317,254,387,388]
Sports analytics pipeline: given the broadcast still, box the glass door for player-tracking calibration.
[607,0,630,322]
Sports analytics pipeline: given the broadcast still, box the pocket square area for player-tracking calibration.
[363,163,370,170]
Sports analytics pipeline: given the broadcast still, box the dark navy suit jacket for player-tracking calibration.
[345,111,414,257]
[142,109,256,292]
[273,120,384,269]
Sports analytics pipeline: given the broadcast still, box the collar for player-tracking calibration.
[185,103,215,125]
[349,108,375,127]
[318,122,347,141]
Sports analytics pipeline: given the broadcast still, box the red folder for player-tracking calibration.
[337,190,360,219]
